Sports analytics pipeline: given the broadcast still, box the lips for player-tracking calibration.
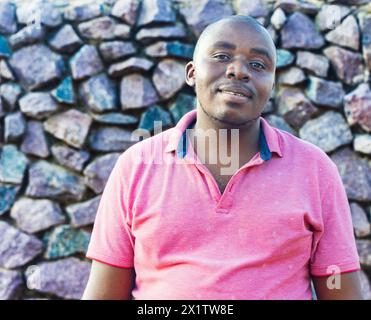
[217,85,254,99]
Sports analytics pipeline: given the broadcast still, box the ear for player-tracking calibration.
[185,61,196,87]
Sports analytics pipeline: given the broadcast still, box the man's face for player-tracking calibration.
[186,20,276,127]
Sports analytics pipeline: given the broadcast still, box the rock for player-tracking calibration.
[4,112,26,142]
[16,1,62,28]
[178,0,234,37]
[274,0,319,14]
[0,221,43,269]
[235,0,268,17]
[153,59,186,99]
[331,148,371,202]
[8,25,45,50]
[276,87,318,129]
[296,51,329,77]
[83,153,121,194]
[78,16,119,40]
[66,196,101,227]
[145,41,194,59]
[48,24,83,54]
[0,2,17,34]
[325,15,359,51]
[43,225,90,260]
[136,25,187,44]
[305,76,344,108]
[264,114,296,136]
[111,0,140,25]
[315,4,350,31]
[0,82,22,110]
[51,77,76,105]
[356,240,371,268]
[358,12,371,73]
[99,41,136,62]
[51,144,90,173]
[276,49,294,68]
[79,74,118,113]
[324,46,364,85]
[89,127,134,152]
[25,160,86,202]
[43,110,93,149]
[64,3,102,22]
[10,198,65,234]
[360,270,371,300]
[277,66,306,85]
[0,59,15,80]
[299,111,352,153]
[20,120,50,158]
[344,83,371,132]
[0,183,20,216]
[8,44,65,91]
[24,257,90,300]
[120,74,159,109]
[354,134,371,155]
[69,45,104,80]
[108,57,154,77]
[19,92,59,120]
[91,112,138,125]
[0,144,28,185]
[281,12,324,49]
[0,268,23,300]
[137,0,176,27]
[0,36,12,58]
[139,105,173,131]
[169,93,196,123]
[270,8,286,30]
[350,202,371,238]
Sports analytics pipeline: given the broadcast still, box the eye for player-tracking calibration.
[213,53,230,61]
[250,61,265,70]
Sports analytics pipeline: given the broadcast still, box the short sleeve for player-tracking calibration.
[85,153,134,268]
[309,160,361,277]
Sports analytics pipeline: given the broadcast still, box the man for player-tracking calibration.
[82,15,363,300]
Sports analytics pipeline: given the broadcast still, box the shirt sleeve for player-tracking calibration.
[85,153,134,268]
[309,160,361,277]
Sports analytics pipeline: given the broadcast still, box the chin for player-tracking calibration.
[214,107,258,127]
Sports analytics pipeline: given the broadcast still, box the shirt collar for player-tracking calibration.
[165,110,283,161]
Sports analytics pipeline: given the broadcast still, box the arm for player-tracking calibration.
[82,259,136,300]
[312,270,364,300]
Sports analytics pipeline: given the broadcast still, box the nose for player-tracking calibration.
[226,58,250,81]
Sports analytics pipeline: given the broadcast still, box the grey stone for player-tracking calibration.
[0,82,22,110]
[356,240,371,268]
[24,257,90,300]
[344,83,371,132]
[277,67,306,85]
[305,76,344,108]
[25,160,86,202]
[0,59,15,81]
[43,110,93,149]
[91,112,138,125]
[44,225,90,260]
[136,25,187,44]
[276,49,294,68]
[89,127,134,153]
[120,74,159,109]
[354,134,371,155]
[0,2,17,35]
[315,4,350,31]
[296,51,329,77]
[69,45,104,80]
[8,44,65,91]
[51,77,75,105]
[145,40,194,59]
[48,24,83,54]
[264,114,296,136]
[0,221,43,269]
[324,46,364,85]
[99,41,136,62]
[358,12,371,73]
[325,15,359,51]
[79,74,118,113]
[108,57,154,77]
[20,120,50,158]
[350,202,371,238]
[299,111,353,153]
[169,93,196,123]
[281,12,324,49]
[153,59,186,99]
[112,24,131,39]
[0,35,12,58]
[19,92,59,120]
[274,0,319,14]
[139,105,173,131]
[64,3,102,22]
[16,1,62,28]
[10,198,65,234]
[235,0,268,17]
[270,8,286,30]
[4,112,26,142]
[0,144,28,185]
[78,16,119,40]
[111,0,140,25]
[8,25,45,50]
[83,153,121,194]
[137,0,176,27]
[51,144,90,173]
[0,268,23,300]
[0,183,20,216]
[66,196,101,227]
[360,270,371,300]
[331,148,371,202]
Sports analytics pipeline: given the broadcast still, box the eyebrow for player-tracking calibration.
[209,41,273,64]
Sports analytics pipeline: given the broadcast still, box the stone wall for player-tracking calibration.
[0,0,370,300]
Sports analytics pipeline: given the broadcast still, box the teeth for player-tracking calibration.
[222,90,245,97]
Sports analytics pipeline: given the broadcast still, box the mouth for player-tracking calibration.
[217,88,253,102]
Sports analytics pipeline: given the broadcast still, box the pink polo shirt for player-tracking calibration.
[85,109,361,300]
